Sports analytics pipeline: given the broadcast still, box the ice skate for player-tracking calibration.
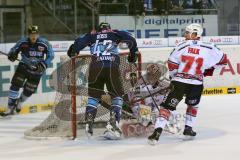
[102,112,122,140]
[183,125,196,140]
[148,128,162,145]
[0,107,15,118]
[85,113,94,139]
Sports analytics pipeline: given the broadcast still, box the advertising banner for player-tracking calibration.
[99,15,218,38]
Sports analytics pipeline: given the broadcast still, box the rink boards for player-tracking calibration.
[0,44,240,114]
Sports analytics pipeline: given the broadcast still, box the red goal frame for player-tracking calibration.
[70,52,142,139]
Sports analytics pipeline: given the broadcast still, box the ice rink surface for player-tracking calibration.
[0,94,240,160]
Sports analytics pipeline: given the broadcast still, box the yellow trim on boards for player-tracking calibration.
[1,86,240,114]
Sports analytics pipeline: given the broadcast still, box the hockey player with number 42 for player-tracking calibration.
[67,22,139,140]
[0,25,54,117]
[148,23,227,145]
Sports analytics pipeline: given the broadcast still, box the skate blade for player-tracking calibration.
[182,135,196,141]
[85,130,93,139]
[0,114,12,120]
[148,139,157,145]
[101,131,122,140]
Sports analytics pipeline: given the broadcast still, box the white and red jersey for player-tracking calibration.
[168,40,227,85]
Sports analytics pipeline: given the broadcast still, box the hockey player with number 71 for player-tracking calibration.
[148,23,227,145]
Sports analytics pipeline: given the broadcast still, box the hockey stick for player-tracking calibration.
[0,51,37,70]
[132,63,161,112]
[128,85,172,105]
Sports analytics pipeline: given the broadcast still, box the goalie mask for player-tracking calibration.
[145,64,162,85]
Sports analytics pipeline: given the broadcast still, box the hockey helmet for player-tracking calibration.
[185,23,203,37]
[28,25,39,34]
[146,63,162,85]
[98,22,111,31]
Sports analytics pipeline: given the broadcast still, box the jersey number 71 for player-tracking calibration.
[181,55,203,75]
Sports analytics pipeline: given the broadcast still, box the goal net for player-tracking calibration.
[24,53,142,139]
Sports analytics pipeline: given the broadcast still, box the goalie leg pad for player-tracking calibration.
[121,121,154,137]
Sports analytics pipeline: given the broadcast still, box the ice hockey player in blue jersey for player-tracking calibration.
[0,25,54,117]
[67,22,139,139]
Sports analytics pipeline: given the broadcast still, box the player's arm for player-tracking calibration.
[8,38,26,62]
[67,33,92,58]
[44,40,54,67]
[115,30,139,63]
[35,39,54,74]
[167,48,180,79]
[204,45,227,77]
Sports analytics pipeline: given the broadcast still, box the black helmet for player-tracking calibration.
[28,25,39,34]
[98,22,111,31]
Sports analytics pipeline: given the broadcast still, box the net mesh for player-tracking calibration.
[24,53,141,139]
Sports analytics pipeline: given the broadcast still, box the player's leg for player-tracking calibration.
[148,81,186,144]
[183,84,203,137]
[103,66,124,139]
[85,62,104,136]
[0,66,26,116]
[17,74,42,112]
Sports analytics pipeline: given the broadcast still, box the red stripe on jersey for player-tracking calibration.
[217,54,227,65]
[168,60,179,71]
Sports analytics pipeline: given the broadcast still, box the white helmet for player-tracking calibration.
[185,23,203,37]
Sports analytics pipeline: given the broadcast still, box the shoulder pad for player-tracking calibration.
[175,41,189,50]
[119,29,132,35]
[177,41,187,47]
[79,33,88,38]
[38,37,48,43]
[202,41,213,45]
[18,37,28,43]
[37,37,51,48]
[200,42,213,49]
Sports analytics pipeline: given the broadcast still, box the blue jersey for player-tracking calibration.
[9,37,54,73]
[72,30,138,66]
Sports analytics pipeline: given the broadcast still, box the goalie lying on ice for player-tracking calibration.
[121,64,181,137]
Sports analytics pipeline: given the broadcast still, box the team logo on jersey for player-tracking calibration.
[38,46,45,52]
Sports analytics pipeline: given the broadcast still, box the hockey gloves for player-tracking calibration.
[67,44,77,58]
[204,67,215,77]
[34,61,47,74]
[8,52,18,62]
[127,51,138,63]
